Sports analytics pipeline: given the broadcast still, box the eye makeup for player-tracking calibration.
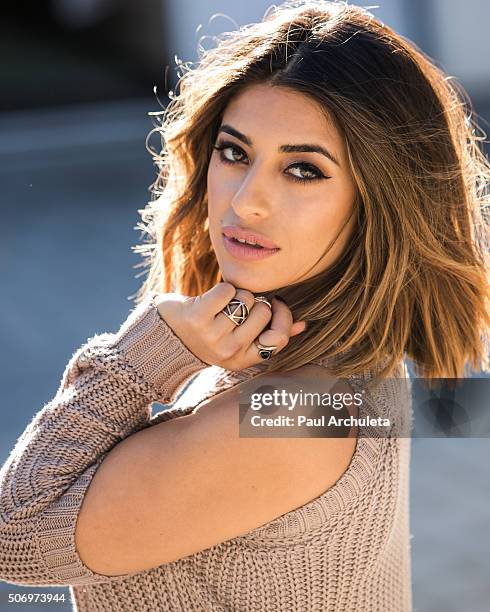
[212,140,330,184]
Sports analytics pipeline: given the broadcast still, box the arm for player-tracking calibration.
[0,292,209,587]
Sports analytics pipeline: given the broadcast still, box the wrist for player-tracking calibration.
[111,292,209,402]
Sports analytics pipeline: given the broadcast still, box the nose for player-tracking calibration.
[229,163,273,220]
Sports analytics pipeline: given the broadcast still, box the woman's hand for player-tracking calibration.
[154,282,307,370]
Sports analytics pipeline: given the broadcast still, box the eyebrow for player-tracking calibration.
[217,124,341,167]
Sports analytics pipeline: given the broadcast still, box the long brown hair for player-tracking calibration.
[132,0,490,381]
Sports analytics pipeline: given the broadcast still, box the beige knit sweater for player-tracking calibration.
[0,291,413,611]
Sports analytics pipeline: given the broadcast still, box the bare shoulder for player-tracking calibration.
[196,360,358,444]
[75,363,357,576]
[190,362,358,510]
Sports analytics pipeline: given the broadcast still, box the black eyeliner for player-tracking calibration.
[212,140,330,183]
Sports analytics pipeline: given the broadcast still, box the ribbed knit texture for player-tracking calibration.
[0,291,413,611]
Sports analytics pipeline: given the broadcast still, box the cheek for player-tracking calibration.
[287,204,330,242]
[207,164,230,249]
[207,162,228,215]
[206,164,217,208]
[289,193,355,252]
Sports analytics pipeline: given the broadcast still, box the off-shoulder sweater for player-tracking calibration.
[0,291,413,611]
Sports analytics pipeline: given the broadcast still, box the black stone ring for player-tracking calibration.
[254,339,278,360]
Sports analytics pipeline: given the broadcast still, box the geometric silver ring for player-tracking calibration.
[253,295,272,309]
[221,298,250,326]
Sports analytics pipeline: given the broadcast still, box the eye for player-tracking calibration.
[213,142,246,164]
[212,140,330,185]
[289,162,330,183]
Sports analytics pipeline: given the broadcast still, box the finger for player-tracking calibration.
[213,288,257,334]
[239,297,293,366]
[194,282,238,322]
[230,299,273,344]
[241,331,285,367]
[290,320,307,336]
[254,296,294,347]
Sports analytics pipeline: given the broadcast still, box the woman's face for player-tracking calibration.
[207,83,357,293]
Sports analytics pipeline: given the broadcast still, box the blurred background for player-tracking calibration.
[1,1,489,611]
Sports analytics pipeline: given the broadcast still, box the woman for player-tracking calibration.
[1,1,488,610]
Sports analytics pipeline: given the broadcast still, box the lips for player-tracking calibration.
[222,226,279,250]
[222,234,280,261]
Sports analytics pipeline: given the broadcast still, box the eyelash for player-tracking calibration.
[212,140,329,184]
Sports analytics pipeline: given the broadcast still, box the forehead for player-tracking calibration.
[221,82,344,152]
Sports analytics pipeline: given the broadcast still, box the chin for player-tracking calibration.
[220,267,278,294]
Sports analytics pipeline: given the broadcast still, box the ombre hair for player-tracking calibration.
[132,0,490,380]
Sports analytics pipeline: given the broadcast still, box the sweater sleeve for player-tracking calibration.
[0,292,209,587]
